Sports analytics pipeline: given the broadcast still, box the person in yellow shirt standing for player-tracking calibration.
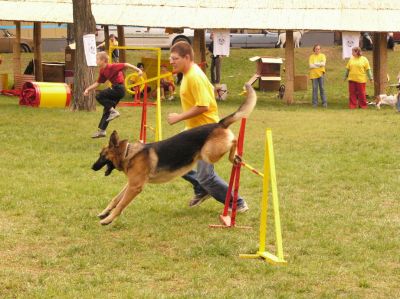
[167,41,249,212]
[97,34,119,62]
[344,47,373,109]
[309,44,327,107]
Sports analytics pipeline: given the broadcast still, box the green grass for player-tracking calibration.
[0,47,400,298]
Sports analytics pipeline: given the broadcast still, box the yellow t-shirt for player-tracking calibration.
[346,56,371,83]
[180,64,219,129]
[309,53,326,79]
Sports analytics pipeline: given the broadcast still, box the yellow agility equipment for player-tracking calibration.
[126,72,173,92]
[125,72,145,95]
[109,45,163,141]
[239,129,287,265]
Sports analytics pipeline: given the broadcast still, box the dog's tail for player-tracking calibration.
[219,83,257,128]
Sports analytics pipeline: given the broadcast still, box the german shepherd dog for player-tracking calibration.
[92,84,257,225]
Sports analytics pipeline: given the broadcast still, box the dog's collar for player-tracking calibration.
[124,143,130,158]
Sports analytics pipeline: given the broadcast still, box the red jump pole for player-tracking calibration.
[212,118,248,228]
[139,84,148,143]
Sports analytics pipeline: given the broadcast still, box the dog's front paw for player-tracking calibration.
[97,211,110,219]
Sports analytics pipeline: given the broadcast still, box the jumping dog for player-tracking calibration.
[92,84,257,225]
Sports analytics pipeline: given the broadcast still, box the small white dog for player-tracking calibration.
[276,30,305,48]
[374,94,399,109]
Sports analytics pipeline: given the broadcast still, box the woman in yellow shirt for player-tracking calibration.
[97,34,119,62]
[344,47,373,109]
[309,44,327,107]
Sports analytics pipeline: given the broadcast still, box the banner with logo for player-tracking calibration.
[342,32,360,59]
[83,34,97,66]
[213,30,230,57]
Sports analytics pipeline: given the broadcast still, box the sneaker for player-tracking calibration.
[228,201,249,213]
[322,103,328,108]
[189,194,211,207]
[167,96,174,101]
[106,108,120,122]
[91,130,106,138]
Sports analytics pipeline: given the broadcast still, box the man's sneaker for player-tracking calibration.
[189,194,211,207]
[106,108,120,122]
[91,130,106,138]
[228,201,249,213]
[167,96,174,101]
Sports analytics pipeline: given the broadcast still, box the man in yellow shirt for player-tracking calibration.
[167,41,248,212]
[309,44,327,107]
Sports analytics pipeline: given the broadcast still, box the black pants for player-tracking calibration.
[210,56,221,84]
[96,84,125,130]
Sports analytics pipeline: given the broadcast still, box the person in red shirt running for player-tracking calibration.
[84,52,142,138]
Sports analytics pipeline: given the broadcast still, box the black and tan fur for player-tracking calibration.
[92,84,257,225]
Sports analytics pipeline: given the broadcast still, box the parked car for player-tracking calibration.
[95,26,193,48]
[95,26,279,49]
[226,31,279,48]
[0,29,33,52]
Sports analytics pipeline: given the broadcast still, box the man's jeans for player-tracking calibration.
[312,76,327,106]
[182,160,245,206]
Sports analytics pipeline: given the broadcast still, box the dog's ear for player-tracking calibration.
[109,130,119,148]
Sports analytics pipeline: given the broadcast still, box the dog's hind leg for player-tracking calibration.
[97,183,128,219]
[100,176,146,225]
[228,139,239,164]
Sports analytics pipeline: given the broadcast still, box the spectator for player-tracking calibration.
[344,47,373,109]
[208,32,221,84]
[160,65,175,100]
[135,63,151,98]
[97,34,119,62]
[309,44,327,107]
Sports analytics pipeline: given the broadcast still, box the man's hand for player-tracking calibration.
[167,113,181,125]
[83,89,89,96]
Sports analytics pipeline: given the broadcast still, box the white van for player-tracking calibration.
[95,26,194,48]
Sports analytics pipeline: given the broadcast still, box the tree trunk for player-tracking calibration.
[283,30,295,105]
[71,0,96,111]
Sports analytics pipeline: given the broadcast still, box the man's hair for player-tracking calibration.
[97,51,109,62]
[170,41,194,61]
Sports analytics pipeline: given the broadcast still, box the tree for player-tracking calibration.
[71,0,96,111]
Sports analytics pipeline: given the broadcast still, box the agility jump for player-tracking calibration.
[210,116,287,265]
[109,45,173,142]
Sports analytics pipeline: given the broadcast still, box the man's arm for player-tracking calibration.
[167,106,209,125]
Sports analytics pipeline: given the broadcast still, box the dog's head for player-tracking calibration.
[92,131,125,176]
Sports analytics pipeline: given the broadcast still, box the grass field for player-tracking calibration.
[1,47,400,298]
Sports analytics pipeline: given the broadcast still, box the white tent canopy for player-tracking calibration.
[0,0,400,31]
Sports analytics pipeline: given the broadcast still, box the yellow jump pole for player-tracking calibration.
[239,129,286,265]
[267,129,285,260]
[155,48,162,141]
